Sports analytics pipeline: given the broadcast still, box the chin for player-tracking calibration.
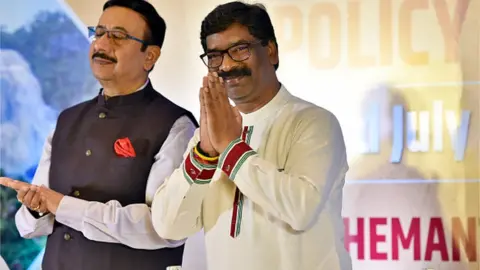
[227,87,250,102]
[91,67,115,81]
[93,73,114,81]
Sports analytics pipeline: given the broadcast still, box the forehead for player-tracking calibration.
[206,23,255,50]
[98,6,147,34]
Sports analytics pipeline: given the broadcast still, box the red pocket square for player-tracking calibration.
[114,137,136,158]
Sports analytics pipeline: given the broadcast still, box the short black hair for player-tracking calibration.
[200,1,279,70]
[103,0,166,50]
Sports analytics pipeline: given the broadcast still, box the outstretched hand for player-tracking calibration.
[0,177,63,215]
[202,72,242,154]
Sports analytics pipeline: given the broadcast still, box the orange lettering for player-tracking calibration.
[271,6,303,52]
[308,3,341,69]
[379,0,393,66]
[398,0,429,66]
[452,217,477,261]
[433,0,470,63]
[347,1,376,68]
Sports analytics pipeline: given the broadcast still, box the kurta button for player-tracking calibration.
[73,190,80,197]
[98,112,106,119]
[85,150,92,156]
[64,233,71,241]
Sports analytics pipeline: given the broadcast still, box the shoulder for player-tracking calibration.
[57,98,96,121]
[165,116,200,153]
[148,89,187,112]
[170,115,198,134]
[148,90,198,126]
[283,93,343,137]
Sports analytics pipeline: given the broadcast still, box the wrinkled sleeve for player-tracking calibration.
[15,130,55,238]
[151,128,217,241]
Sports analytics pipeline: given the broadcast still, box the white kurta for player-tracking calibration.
[152,85,352,270]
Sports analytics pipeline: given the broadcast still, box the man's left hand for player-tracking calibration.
[0,177,64,215]
[38,185,64,215]
[203,72,243,153]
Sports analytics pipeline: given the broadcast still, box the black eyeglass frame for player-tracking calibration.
[88,26,149,46]
[199,39,268,68]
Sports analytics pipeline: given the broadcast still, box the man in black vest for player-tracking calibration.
[0,0,199,269]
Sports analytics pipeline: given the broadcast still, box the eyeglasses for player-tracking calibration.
[88,26,149,46]
[200,40,267,68]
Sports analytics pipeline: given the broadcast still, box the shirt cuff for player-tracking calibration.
[55,196,89,232]
[17,205,54,235]
[218,138,256,180]
[183,149,217,185]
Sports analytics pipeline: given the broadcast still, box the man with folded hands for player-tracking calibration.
[151,2,352,270]
[0,1,200,269]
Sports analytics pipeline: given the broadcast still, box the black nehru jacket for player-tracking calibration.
[41,82,198,270]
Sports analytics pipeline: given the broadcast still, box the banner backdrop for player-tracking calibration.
[1,0,479,269]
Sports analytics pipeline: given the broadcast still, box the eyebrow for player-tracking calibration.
[207,39,252,53]
[96,25,129,33]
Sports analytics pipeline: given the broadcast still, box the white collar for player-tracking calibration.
[241,83,291,123]
[135,78,150,92]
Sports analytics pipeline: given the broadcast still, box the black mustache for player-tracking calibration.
[92,52,117,63]
[218,68,251,79]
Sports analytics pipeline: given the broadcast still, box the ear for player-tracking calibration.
[144,46,161,71]
[266,40,279,67]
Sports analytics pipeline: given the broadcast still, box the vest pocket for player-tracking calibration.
[108,157,144,179]
[110,157,137,166]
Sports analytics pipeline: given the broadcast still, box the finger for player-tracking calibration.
[40,195,49,213]
[30,190,42,210]
[17,187,28,202]
[38,201,48,214]
[218,77,226,95]
[232,106,243,128]
[199,87,206,107]
[0,177,10,187]
[0,178,28,191]
[232,106,241,119]
[203,87,219,126]
[200,88,207,120]
[12,180,30,192]
[203,85,215,114]
[207,73,220,101]
[38,185,51,195]
[200,88,209,135]
[22,187,37,207]
[202,76,208,88]
[212,72,226,97]
[211,73,230,113]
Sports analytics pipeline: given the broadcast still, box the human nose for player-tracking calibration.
[93,32,113,51]
[218,52,237,72]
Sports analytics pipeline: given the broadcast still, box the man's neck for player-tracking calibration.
[235,81,281,114]
[101,77,148,97]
